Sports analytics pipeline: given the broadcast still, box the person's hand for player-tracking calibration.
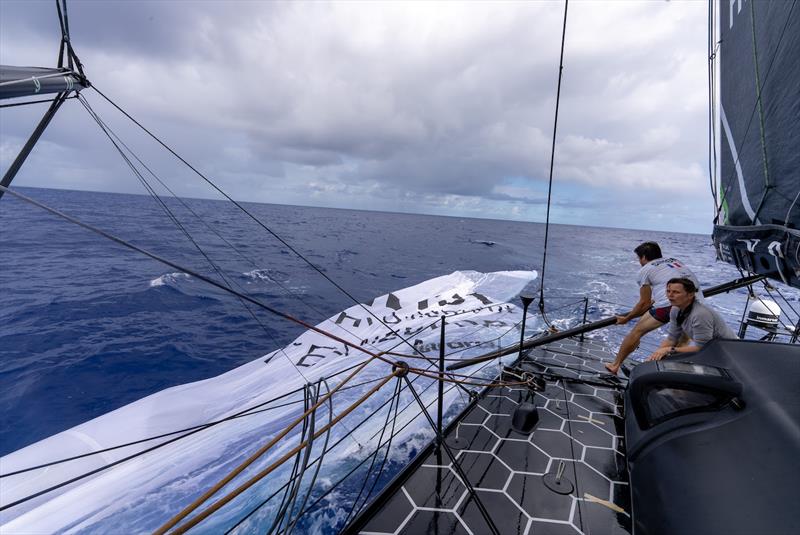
[616,315,629,325]
[647,347,672,361]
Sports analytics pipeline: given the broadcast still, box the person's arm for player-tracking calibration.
[617,285,653,325]
[648,343,700,361]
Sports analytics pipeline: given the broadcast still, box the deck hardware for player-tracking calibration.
[580,297,589,341]
[511,402,539,434]
[518,294,535,359]
[543,460,574,494]
[391,361,409,377]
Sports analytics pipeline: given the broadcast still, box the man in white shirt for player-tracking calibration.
[605,242,702,375]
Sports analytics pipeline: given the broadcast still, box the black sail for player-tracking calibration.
[714,0,800,289]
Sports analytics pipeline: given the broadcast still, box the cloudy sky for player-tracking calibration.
[1,0,714,233]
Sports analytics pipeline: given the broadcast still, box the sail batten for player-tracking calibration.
[713,0,800,289]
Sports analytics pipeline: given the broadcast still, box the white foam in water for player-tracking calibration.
[0,270,536,533]
[149,272,191,287]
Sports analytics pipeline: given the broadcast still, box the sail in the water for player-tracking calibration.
[713,0,800,288]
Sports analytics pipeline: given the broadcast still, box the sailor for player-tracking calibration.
[605,242,702,375]
[647,277,738,360]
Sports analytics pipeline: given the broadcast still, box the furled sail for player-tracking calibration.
[0,66,87,101]
[713,0,800,289]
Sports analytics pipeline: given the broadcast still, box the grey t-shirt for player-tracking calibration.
[637,257,702,308]
[667,300,738,346]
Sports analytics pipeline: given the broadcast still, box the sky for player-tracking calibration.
[0,0,715,234]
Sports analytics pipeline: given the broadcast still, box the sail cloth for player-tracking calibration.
[0,66,86,100]
[0,270,537,533]
[714,0,800,289]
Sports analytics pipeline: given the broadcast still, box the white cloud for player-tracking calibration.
[0,0,712,232]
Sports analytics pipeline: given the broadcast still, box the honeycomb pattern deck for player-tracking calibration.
[355,337,631,535]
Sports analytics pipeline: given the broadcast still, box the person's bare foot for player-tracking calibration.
[604,362,619,375]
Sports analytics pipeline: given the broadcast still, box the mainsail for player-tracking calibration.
[713,0,800,289]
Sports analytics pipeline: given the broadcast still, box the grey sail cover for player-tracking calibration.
[714,0,800,288]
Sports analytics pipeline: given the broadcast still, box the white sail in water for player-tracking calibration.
[1,270,537,533]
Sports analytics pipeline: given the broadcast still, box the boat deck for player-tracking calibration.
[348,337,631,535]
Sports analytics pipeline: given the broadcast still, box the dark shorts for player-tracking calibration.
[648,306,671,324]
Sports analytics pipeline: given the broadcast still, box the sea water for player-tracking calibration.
[1,186,795,458]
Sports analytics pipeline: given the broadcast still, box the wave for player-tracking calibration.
[149,272,191,288]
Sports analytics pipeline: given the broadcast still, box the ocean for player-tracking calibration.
[3,186,794,458]
[6,186,800,533]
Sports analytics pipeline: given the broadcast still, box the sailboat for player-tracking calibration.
[1,1,798,534]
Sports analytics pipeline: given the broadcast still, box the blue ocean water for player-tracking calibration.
[1,186,794,457]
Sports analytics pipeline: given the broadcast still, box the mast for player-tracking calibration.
[0,0,89,201]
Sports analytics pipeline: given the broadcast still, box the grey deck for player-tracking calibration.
[354,337,631,535]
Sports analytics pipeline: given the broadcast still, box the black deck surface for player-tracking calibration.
[351,337,632,535]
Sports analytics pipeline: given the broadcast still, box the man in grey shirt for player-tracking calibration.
[648,277,738,361]
[605,242,702,374]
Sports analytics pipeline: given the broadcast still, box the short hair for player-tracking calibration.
[634,242,662,261]
[667,277,697,293]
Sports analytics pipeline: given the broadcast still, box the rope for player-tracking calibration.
[0,94,79,109]
[0,186,400,369]
[707,0,719,214]
[537,0,569,322]
[748,0,771,197]
[88,85,435,365]
[162,371,397,534]
[342,378,401,527]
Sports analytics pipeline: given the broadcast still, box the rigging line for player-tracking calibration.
[89,85,435,365]
[558,378,585,530]
[294,384,419,525]
[153,356,378,534]
[349,376,403,525]
[713,0,797,223]
[1,360,378,478]
[408,368,534,389]
[784,189,800,227]
[268,384,311,535]
[76,97,382,359]
[77,95,323,383]
[748,0,771,194]
[757,282,799,331]
[0,95,79,109]
[765,282,800,319]
[164,372,398,535]
[401,375,501,535]
[227,376,403,534]
[284,379,334,535]
[271,383,319,535]
[342,378,402,528]
[240,364,445,533]
[707,0,719,213]
[537,0,569,324]
[232,407,394,534]
[0,186,398,369]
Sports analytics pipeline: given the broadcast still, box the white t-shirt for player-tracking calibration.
[637,257,702,309]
